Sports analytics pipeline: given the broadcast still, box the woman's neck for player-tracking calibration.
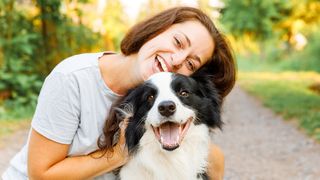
[99,53,143,95]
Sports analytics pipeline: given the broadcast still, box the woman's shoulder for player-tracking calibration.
[51,52,105,75]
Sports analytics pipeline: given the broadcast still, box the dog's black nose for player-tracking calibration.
[158,101,176,117]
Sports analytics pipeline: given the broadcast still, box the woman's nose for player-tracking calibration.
[171,51,188,67]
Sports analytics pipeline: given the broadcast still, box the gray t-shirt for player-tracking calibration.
[2,52,121,179]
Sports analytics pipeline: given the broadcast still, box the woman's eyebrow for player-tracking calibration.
[192,55,201,65]
[179,31,191,47]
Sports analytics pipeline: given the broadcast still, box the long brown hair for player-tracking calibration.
[121,6,236,98]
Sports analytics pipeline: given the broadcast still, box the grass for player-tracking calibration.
[238,71,320,141]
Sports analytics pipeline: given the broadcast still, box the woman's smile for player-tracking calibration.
[153,54,171,73]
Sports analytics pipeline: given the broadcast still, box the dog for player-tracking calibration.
[104,71,223,180]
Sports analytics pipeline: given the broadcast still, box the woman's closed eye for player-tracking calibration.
[174,36,183,48]
[185,58,196,72]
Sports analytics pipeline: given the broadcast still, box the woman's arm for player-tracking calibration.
[28,128,128,180]
[207,143,225,180]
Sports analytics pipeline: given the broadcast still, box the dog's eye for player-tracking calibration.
[147,95,154,101]
[179,91,189,97]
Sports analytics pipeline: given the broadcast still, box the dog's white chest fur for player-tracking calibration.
[119,124,210,180]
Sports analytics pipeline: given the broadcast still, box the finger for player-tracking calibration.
[118,118,129,145]
[119,119,129,134]
[119,118,129,129]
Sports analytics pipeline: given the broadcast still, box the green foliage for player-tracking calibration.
[237,55,277,72]
[223,0,320,59]
[34,0,100,75]
[36,0,62,23]
[221,0,289,41]
[0,0,43,119]
[0,0,100,119]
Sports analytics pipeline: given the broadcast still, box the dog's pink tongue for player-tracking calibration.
[159,122,180,146]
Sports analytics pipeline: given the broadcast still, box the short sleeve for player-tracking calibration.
[32,72,80,144]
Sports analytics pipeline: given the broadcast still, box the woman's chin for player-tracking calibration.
[142,69,157,81]
[141,71,154,81]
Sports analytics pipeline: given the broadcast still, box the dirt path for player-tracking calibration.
[1,86,320,179]
[0,129,29,175]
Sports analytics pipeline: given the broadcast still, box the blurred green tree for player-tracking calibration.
[221,0,320,57]
[35,0,100,75]
[36,0,62,74]
[0,0,42,117]
[0,0,100,118]
[221,0,289,59]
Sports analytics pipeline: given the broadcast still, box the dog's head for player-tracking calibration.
[105,72,222,153]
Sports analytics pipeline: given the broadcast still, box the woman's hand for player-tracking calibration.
[109,119,129,167]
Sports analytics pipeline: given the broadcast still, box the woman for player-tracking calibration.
[2,6,235,180]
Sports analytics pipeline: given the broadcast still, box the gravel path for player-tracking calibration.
[1,86,320,179]
[0,129,29,175]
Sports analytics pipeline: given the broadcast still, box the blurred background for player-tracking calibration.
[0,0,319,141]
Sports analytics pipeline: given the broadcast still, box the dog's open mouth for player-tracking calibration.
[152,117,192,151]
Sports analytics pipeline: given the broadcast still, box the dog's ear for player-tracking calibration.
[115,104,134,120]
[111,106,132,147]
[115,85,146,130]
[98,98,127,150]
[191,67,222,103]
[98,84,147,152]
[191,67,223,129]
[118,85,149,153]
[121,84,147,107]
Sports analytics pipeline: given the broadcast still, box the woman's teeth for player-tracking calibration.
[156,55,168,72]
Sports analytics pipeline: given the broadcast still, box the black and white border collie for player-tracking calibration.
[105,71,222,180]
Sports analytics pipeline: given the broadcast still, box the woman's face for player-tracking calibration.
[137,20,214,80]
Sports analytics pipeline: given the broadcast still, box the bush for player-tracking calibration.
[0,4,43,119]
